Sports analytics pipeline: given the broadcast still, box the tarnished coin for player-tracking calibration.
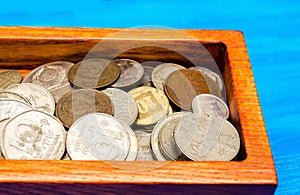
[56,89,113,129]
[6,83,55,115]
[152,63,185,91]
[0,91,30,104]
[111,59,144,89]
[138,66,155,87]
[66,113,131,160]
[128,86,169,125]
[23,61,74,102]
[68,58,120,89]
[174,113,240,161]
[0,70,22,90]
[135,131,154,161]
[102,88,138,126]
[192,94,229,119]
[164,69,210,111]
[2,110,66,160]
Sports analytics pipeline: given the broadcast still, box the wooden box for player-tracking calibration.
[0,27,277,194]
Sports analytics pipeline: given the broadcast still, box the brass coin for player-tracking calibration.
[164,69,210,111]
[55,89,113,128]
[0,70,22,90]
[68,58,120,89]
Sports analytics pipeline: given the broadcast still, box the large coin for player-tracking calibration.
[66,113,131,160]
[0,70,22,90]
[0,91,30,104]
[164,69,210,111]
[152,63,185,91]
[102,88,138,126]
[174,113,240,161]
[68,58,120,89]
[111,59,144,89]
[192,94,229,119]
[2,110,66,160]
[128,86,169,125]
[56,89,113,128]
[23,61,74,102]
[135,130,154,161]
[6,83,55,115]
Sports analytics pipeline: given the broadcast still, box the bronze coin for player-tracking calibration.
[0,70,22,90]
[55,89,113,128]
[68,58,120,89]
[164,69,210,111]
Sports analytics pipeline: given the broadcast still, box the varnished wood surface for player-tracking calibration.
[0,27,276,194]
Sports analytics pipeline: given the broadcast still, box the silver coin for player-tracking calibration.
[6,83,55,115]
[174,113,240,161]
[0,91,30,105]
[192,94,229,119]
[152,63,185,91]
[66,113,131,160]
[135,130,154,161]
[0,119,10,158]
[111,59,144,88]
[2,110,66,160]
[23,61,74,102]
[102,88,138,126]
[138,66,154,87]
[0,99,33,121]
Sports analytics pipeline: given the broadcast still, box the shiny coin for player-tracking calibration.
[0,91,30,104]
[68,58,120,89]
[192,94,229,119]
[152,63,185,91]
[138,66,155,87]
[66,113,131,160]
[135,131,154,161]
[111,59,144,89]
[2,110,66,160]
[6,83,55,115]
[102,88,138,126]
[164,69,210,111]
[174,113,240,161]
[56,89,113,129]
[129,86,169,125]
[23,61,74,102]
[0,70,22,90]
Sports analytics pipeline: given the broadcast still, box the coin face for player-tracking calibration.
[68,58,120,88]
[0,91,30,104]
[6,83,55,115]
[66,113,131,160]
[0,70,22,90]
[152,63,185,91]
[0,99,33,121]
[56,89,113,128]
[135,130,154,161]
[174,113,240,161]
[23,61,74,102]
[164,69,210,111]
[2,110,66,160]
[102,88,138,126]
[111,59,144,88]
[192,94,229,119]
[128,86,169,125]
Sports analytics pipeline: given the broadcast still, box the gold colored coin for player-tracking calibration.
[0,70,22,90]
[68,58,120,89]
[164,69,210,111]
[55,89,113,128]
[129,86,169,125]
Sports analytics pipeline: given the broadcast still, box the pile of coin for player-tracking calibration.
[0,58,240,161]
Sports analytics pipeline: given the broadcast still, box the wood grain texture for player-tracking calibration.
[0,26,277,194]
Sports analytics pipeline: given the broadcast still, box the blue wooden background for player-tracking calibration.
[0,1,299,194]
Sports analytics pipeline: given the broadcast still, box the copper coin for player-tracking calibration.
[68,58,120,89]
[55,89,113,128]
[0,70,22,90]
[164,69,210,111]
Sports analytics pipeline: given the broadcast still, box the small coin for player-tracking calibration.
[174,113,240,161]
[2,110,66,160]
[138,66,155,87]
[6,83,55,115]
[135,130,154,161]
[68,58,120,89]
[102,88,138,126]
[164,69,210,111]
[128,86,169,125]
[111,59,144,89]
[0,70,22,90]
[66,113,131,160]
[23,61,74,102]
[56,89,113,129]
[0,91,30,104]
[192,94,229,119]
[152,63,186,91]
